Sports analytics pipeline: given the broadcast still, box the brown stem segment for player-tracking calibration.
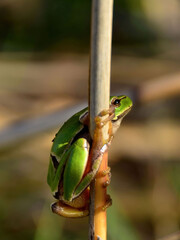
[94,151,108,240]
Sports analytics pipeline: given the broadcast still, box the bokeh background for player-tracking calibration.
[0,0,180,240]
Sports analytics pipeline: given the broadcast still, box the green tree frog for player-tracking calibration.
[47,95,133,218]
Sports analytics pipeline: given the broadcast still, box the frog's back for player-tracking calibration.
[47,107,88,192]
[51,107,88,160]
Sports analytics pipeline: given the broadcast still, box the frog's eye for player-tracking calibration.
[113,99,120,106]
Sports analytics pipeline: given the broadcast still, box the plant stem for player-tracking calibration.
[88,0,114,239]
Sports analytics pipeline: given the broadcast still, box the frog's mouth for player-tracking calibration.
[113,106,132,122]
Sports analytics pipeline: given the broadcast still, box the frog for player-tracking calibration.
[47,95,133,217]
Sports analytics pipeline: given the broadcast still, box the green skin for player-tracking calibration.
[47,95,133,217]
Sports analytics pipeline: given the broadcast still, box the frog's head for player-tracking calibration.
[110,95,133,121]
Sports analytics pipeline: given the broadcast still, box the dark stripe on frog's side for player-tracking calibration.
[50,154,59,169]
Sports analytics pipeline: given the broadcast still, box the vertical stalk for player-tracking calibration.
[88,0,114,239]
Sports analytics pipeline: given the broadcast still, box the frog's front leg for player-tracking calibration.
[94,109,114,184]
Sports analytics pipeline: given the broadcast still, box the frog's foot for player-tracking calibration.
[95,106,116,128]
[102,167,111,188]
[99,106,115,117]
[102,194,112,211]
[95,115,114,129]
[51,201,89,218]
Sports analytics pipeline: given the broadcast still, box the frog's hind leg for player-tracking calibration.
[52,188,90,218]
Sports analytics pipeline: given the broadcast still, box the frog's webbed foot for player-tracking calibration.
[95,115,113,129]
[51,201,89,218]
[102,194,112,211]
[95,106,115,129]
[99,106,115,117]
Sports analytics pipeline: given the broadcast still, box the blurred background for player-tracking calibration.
[0,0,180,240]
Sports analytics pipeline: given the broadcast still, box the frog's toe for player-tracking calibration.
[102,194,112,211]
[103,180,110,188]
[102,167,111,187]
[102,166,111,176]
